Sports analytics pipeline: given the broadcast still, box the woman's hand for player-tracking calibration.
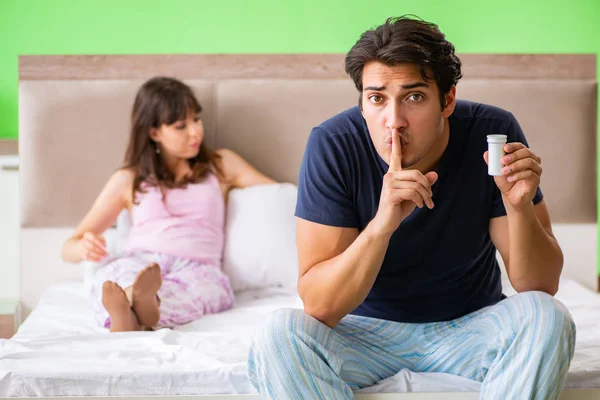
[78,232,108,262]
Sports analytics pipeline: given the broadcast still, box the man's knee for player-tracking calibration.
[255,308,313,342]
[248,308,316,372]
[514,291,576,345]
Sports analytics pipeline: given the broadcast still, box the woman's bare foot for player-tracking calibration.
[102,281,141,332]
[131,263,162,327]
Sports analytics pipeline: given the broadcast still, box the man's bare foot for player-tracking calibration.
[131,263,162,327]
[102,281,141,332]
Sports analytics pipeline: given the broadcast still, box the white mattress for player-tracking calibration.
[1,279,599,396]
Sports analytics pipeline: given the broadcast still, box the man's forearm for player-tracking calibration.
[505,199,563,294]
[299,221,391,328]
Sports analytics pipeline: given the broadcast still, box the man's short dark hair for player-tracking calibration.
[345,15,463,109]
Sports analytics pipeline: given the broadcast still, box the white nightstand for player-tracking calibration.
[0,299,20,339]
[0,154,19,301]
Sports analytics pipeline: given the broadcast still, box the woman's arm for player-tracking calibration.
[61,168,134,263]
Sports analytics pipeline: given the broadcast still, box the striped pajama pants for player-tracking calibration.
[248,291,575,399]
[90,251,235,329]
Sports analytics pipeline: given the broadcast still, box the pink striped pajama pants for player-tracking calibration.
[89,251,235,329]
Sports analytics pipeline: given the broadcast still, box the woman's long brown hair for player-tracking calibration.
[122,77,222,203]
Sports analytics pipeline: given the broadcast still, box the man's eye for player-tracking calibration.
[369,95,384,104]
[408,94,424,101]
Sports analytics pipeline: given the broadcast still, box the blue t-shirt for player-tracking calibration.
[295,100,543,323]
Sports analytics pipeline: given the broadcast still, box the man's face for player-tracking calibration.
[361,61,455,170]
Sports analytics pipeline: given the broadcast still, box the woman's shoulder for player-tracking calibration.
[213,148,240,174]
[214,148,238,161]
[107,167,136,206]
[212,147,275,189]
[111,167,136,186]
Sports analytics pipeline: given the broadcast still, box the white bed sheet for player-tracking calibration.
[1,279,599,396]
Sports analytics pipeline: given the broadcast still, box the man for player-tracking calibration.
[248,16,575,399]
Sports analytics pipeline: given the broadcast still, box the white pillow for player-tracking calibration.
[222,183,299,293]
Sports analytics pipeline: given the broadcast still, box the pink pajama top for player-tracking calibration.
[125,173,225,265]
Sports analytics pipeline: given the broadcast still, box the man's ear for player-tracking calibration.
[442,86,457,118]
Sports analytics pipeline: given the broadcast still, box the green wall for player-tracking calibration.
[1,0,598,139]
[1,0,599,271]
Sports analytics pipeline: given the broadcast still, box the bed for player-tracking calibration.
[1,54,597,399]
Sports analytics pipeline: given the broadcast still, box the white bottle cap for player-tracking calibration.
[487,134,508,144]
[487,134,507,176]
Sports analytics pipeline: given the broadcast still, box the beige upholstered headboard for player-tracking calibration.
[18,54,597,317]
